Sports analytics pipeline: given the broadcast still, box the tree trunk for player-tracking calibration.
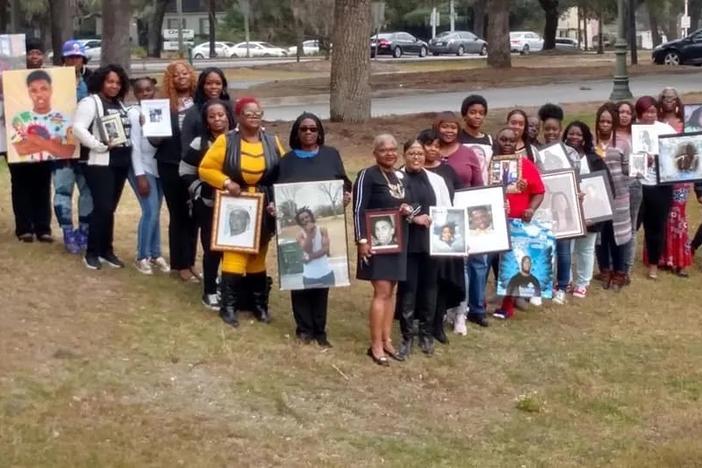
[539,0,559,50]
[473,0,486,38]
[486,0,510,68]
[147,0,169,58]
[628,0,638,64]
[330,0,371,123]
[597,11,604,54]
[647,1,660,48]
[102,0,132,69]
[0,0,9,32]
[208,0,216,57]
[49,0,73,66]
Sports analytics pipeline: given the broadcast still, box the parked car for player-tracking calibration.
[191,41,236,59]
[370,32,428,58]
[509,31,544,54]
[652,28,702,65]
[77,39,101,61]
[428,30,487,56]
[230,41,288,58]
[555,37,579,50]
[287,40,322,56]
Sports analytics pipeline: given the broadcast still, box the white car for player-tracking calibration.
[230,41,288,58]
[77,39,101,61]
[287,40,321,56]
[191,41,237,59]
[510,31,544,54]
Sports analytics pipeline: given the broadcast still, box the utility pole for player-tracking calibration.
[610,0,632,100]
[450,0,455,32]
[239,0,251,58]
[176,0,184,56]
[682,0,691,37]
[431,7,438,39]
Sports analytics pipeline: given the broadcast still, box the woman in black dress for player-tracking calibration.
[275,112,352,348]
[353,134,413,366]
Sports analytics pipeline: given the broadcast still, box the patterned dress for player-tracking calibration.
[659,184,693,269]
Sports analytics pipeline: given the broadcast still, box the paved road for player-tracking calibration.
[264,71,702,121]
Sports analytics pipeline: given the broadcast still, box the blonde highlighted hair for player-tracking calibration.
[161,60,197,111]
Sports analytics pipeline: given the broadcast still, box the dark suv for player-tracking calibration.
[370,32,428,58]
[652,29,702,65]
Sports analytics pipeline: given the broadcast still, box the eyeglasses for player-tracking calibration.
[242,111,264,118]
[405,151,424,158]
[299,126,318,133]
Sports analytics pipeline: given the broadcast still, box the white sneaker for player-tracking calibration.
[530,296,543,307]
[150,256,171,273]
[135,258,153,275]
[553,290,566,305]
[453,313,467,336]
[201,293,220,311]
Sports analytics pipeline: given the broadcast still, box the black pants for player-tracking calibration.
[397,252,438,339]
[290,288,330,339]
[83,164,128,257]
[159,162,197,270]
[692,223,702,253]
[596,222,626,272]
[8,161,52,237]
[641,185,673,265]
[194,199,222,295]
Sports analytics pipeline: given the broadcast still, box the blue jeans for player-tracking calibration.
[128,171,163,260]
[53,163,92,229]
[573,233,597,288]
[465,254,489,317]
[555,239,573,290]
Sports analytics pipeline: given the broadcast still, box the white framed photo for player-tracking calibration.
[98,113,127,146]
[211,191,263,253]
[534,170,586,239]
[579,170,614,224]
[453,185,511,254]
[537,142,573,171]
[141,99,172,137]
[429,206,468,257]
[657,132,702,184]
[631,124,659,155]
[273,180,350,291]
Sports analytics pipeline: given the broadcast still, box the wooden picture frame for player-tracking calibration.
[365,208,403,254]
[211,191,264,253]
[488,154,522,194]
[98,113,127,146]
[579,170,614,224]
[534,169,586,239]
[453,185,511,254]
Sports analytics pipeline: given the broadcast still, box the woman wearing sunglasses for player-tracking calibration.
[274,112,352,347]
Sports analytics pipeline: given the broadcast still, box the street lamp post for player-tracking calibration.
[610,0,633,100]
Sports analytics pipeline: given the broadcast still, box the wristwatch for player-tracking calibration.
[357,238,368,245]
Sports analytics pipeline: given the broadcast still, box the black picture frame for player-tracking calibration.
[578,170,614,224]
[365,208,403,254]
[453,185,512,254]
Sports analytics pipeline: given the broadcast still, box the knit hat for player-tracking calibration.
[25,38,44,53]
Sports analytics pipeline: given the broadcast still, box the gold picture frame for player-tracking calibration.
[211,191,264,253]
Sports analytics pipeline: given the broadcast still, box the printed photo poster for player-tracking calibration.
[3,67,78,163]
[0,34,26,153]
[497,219,555,299]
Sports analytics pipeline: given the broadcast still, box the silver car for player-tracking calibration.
[429,31,487,56]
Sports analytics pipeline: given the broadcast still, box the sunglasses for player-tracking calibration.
[299,126,319,133]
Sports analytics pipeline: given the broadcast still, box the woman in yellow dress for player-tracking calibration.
[199,97,284,327]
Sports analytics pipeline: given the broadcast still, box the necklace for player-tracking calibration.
[379,166,405,199]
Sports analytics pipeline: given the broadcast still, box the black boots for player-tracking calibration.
[219,273,241,327]
[250,272,272,324]
[398,337,413,360]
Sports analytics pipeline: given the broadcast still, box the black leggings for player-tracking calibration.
[641,185,673,265]
[397,252,438,339]
[83,165,128,257]
[159,162,197,270]
[8,161,52,237]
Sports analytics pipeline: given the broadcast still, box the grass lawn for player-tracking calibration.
[2,101,702,467]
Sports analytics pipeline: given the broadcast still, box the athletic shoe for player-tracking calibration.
[553,289,567,305]
[201,293,220,311]
[99,253,125,268]
[530,296,543,307]
[453,313,467,335]
[467,314,490,327]
[492,309,512,320]
[135,258,153,275]
[572,286,588,299]
[150,256,171,273]
[83,254,102,270]
[37,233,54,243]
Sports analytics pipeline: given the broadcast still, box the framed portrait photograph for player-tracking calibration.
[273,180,350,291]
[429,207,468,257]
[534,170,586,239]
[579,171,614,224]
[365,208,403,254]
[453,185,511,254]
[631,124,659,155]
[497,219,554,299]
[488,154,522,193]
[537,142,573,171]
[0,34,26,153]
[98,113,127,146]
[3,67,78,164]
[629,152,648,178]
[684,103,702,132]
[141,99,173,137]
[211,191,264,253]
[657,132,702,184]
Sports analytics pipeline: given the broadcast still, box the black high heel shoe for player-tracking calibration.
[367,348,390,367]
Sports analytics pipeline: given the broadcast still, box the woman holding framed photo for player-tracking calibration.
[275,112,352,348]
[506,109,540,164]
[353,134,415,366]
[199,97,284,327]
[73,64,135,271]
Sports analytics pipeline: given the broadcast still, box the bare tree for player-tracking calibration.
[318,182,342,214]
[102,0,132,69]
[330,0,372,123]
[50,0,73,65]
[147,0,169,58]
[486,0,511,68]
